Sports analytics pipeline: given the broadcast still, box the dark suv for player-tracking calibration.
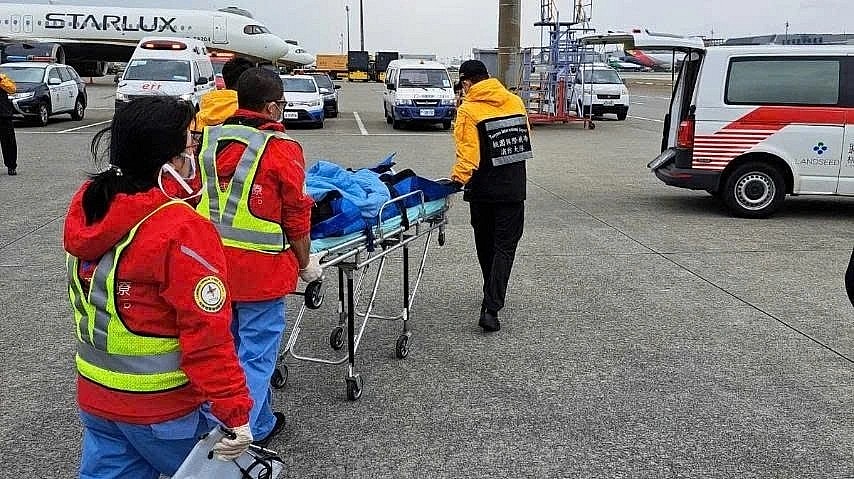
[0,61,87,126]
[306,72,340,118]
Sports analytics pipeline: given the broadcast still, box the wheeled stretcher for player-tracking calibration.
[273,190,452,400]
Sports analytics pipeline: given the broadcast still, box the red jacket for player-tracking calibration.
[213,109,313,301]
[63,184,252,427]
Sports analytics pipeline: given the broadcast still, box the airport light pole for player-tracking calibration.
[359,0,365,52]
[497,0,521,88]
[345,5,351,52]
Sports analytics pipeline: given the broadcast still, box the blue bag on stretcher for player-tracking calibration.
[171,427,284,479]
[306,153,458,240]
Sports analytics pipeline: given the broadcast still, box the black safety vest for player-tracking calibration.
[464,114,532,203]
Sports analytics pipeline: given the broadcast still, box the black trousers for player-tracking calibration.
[469,201,524,313]
[0,117,16,169]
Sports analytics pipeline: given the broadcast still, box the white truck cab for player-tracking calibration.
[115,37,215,111]
[383,59,456,130]
[583,30,854,218]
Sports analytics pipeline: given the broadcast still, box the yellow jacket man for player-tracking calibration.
[0,72,17,175]
[449,60,532,332]
[194,57,254,130]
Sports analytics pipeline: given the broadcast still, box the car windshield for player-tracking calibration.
[0,66,45,83]
[398,69,451,88]
[123,59,191,82]
[581,69,622,84]
[311,74,333,89]
[282,77,316,93]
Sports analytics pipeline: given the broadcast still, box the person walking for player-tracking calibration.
[449,60,532,332]
[0,71,17,175]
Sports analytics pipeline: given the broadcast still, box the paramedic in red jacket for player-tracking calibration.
[64,97,254,478]
[196,67,320,445]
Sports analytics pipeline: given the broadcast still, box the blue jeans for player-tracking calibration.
[79,409,213,479]
[231,298,286,439]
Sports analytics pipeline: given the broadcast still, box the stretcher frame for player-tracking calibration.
[275,190,451,400]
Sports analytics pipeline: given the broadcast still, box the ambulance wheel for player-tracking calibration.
[305,281,324,309]
[329,326,345,350]
[722,161,786,219]
[270,366,288,389]
[395,335,409,359]
[345,375,363,401]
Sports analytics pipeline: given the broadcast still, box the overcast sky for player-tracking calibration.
[11,0,854,59]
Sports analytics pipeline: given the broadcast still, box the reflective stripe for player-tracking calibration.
[484,115,528,131]
[67,255,91,344]
[223,132,267,225]
[201,126,224,222]
[492,150,533,167]
[180,245,219,274]
[78,341,181,375]
[89,248,117,351]
[215,224,286,250]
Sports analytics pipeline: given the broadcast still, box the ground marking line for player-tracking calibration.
[353,112,369,136]
[57,119,111,133]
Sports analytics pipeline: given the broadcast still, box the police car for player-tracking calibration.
[0,59,87,126]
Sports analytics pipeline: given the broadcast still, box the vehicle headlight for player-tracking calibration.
[179,93,194,102]
[395,99,412,106]
[115,91,128,101]
[310,100,322,107]
[440,99,455,106]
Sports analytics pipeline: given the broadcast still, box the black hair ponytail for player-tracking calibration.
[82,96,194,224]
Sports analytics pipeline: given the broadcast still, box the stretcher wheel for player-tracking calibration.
[345,375,363,401]
[270,366,288,390]
[395,335,409,359]
[305,281,324,309]
[329,326,345,350]
[438,232,446,246]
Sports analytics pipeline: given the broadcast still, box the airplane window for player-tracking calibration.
[243,25,270,35]
[124,59,191,82]
[0,66,46,83]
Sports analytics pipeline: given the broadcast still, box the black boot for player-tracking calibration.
[7,167,16,176]
[478,309,500,332]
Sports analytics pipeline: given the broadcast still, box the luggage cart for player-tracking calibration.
[273,191,452,400]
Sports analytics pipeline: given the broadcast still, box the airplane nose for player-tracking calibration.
[271,37,289,60]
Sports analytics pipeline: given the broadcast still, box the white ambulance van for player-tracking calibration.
[585,31,854,218]
[383,59,456,130]
[115,37,215,111]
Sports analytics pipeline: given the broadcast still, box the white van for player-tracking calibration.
[115,37,215,111]
[569,63,630,120]
[583,31,854,218]
[383,59,456,130]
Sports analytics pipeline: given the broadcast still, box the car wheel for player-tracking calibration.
[722,161,786,218]
[392,118,402,130]
[617,109,628,121]
[71,96,85,121]
[36,101,50,126]
[442,120,452,130]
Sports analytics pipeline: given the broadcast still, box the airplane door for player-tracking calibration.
[212,16,227,44]
[23,15,32,33]
[10,15,20,34]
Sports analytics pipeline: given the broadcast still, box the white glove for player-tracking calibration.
[211,424,253,461]
[299,254,323,283]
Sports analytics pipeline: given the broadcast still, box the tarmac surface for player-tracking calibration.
[1,78,852,478]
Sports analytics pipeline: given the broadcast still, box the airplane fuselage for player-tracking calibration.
[0,4,288,72]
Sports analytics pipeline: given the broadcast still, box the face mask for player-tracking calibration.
[271,102,284,122]
[159,162,201,201]
[180,152,197,180]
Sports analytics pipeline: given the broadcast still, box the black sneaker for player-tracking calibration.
[478,309,500,332]
[253,412,285,447]
[7,168,16,176]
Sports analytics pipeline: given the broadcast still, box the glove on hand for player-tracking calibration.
[299,254,323,283]
[212,424,253,461]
